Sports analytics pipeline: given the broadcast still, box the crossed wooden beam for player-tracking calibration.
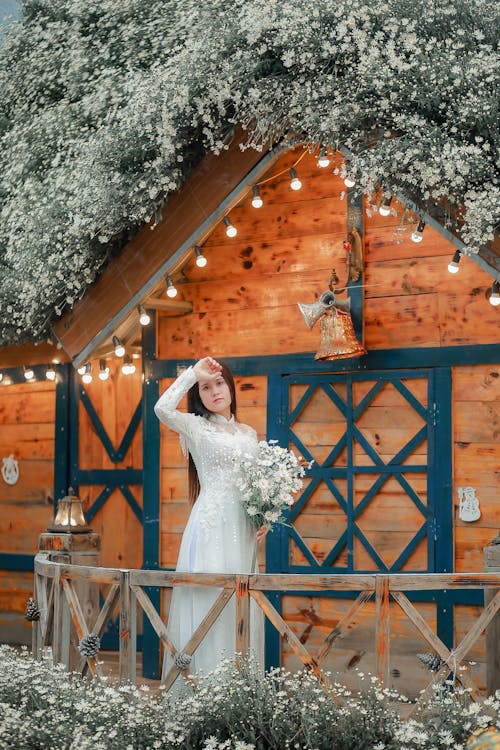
[32,558,500,709]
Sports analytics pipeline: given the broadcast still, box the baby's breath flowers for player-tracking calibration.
[0,646,499,749]
[237,440,311,531]
[0,0,498,345]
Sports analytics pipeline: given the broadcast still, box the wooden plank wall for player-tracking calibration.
[0,379,55,643]
[155,147,498,692]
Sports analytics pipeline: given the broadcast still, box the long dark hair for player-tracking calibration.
[187,361,237,504]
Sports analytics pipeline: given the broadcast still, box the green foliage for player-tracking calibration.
[0,0,498,345]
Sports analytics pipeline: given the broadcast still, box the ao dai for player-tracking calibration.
[154,366,264,681]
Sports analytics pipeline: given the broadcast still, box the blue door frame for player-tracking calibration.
[264,366,455,668]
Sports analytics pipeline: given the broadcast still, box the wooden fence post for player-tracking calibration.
[119,571,136,684]
[484,537,500,696]
[375,575,390,686]
[235,575,250,666]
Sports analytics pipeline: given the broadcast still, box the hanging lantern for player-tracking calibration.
[47,487,91,533]
[298,290,365,361]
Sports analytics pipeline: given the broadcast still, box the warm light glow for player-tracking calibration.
[344,176,356,188]
[45,367,56,381]
[379,197,392,216]
[489,281,500,306]
[251,185,263,208]
[138,304,151,326]
[447,250,461,274]
[0,373,3,383]
[122,355,136,375]
[223,216,237,237]
[24,367,34,381]
[166,275,178,298]
[82,362,92,384]
[317,147,330,168]
[194,246,207,267]
[411,219,426,244]
[289,168,302,191]
[77,364,86,375]
[98,359,110,381]
[112,335,125,357]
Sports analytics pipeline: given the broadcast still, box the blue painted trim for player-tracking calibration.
[265,374,285,669]
[149,344,499,379]
[79,388,142,464]
[141,311,161,679]
[116,401,142,461]
[75,469,142,484]
[85,486,114,523]
[119,485,143,524]
[79,385,118,461]
[432,368,454,574]
[0,553,34,571]
[54,364,70,508]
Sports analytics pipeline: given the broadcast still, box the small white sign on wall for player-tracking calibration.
[458,486,481,522]
[1,454,19,485]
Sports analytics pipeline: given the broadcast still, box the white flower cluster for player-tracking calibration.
[0,646,499,749]
[237,439,309,530]
[0,0,498,345]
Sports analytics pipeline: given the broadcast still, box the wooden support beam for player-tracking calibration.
[143,297,193,314]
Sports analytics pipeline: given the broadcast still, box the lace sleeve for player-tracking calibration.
[154,366,199,443]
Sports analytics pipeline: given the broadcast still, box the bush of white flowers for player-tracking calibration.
[0,645,499,749]
[237,441,309,531]
[0,0,498,345]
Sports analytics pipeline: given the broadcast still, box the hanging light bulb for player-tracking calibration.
[251,185,263,208]
[112,335,125,357]
[317,147,330,168]
[379,197,392,216]
[194,246,208,267]
[289,168,302,191]
[489,280,500,307]
[0,373,3,384]
[77,363,86,375]
[45,366,56,381]
[344,175,356,188]
[82,362,92,384]
[411,219,426,243]
[121,354,136,375]
[223,216,237,237]
[166,275,178,298]
[447,250,461,274]
[98,359,110,381]
[24,366,34,381]
[138,305,151,326]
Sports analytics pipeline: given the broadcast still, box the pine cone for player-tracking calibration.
[78,634,100,658]
[417,652,446,672]
[25,597,40,622]
[174,652,192,670]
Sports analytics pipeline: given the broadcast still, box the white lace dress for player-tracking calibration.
[154,366,264,681]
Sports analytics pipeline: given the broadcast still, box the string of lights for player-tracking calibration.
[2,145,497,387]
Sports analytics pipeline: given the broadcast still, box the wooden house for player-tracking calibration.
[0,139,498,696]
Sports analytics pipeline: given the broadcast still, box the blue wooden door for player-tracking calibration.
[265,367,453,666]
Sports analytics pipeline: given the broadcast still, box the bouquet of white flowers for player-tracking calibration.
[237,440,310,531]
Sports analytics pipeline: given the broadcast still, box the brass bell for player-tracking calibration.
[47,487,91,533]
[298,290,366,361]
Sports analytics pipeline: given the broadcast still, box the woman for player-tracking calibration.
[154,356,266,683]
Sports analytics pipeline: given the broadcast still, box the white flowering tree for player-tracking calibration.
[0,0,498,345]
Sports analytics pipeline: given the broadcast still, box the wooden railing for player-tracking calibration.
[33,553,500,705]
